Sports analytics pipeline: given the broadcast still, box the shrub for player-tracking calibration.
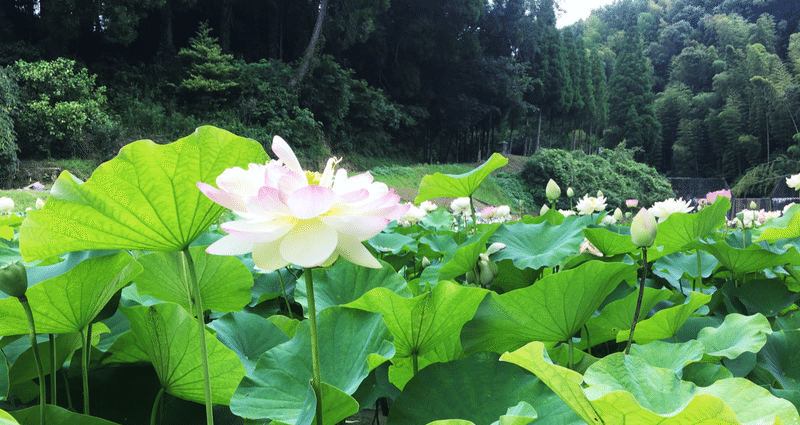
[0,67,20,186]
[520,145,674,210]
[732,156,799,198]
[13,58,117,158]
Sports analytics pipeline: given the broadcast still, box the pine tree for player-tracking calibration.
[178,21,238,114]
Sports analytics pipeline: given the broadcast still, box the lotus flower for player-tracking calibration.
[648,198,693,223]
[198,136,409,271]
[451,197,472,216]
[575,194,607,215]
[0,197,13,214]
[787,174,800,191]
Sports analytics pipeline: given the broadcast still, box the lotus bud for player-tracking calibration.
[750,201,757,210]
[540,204,549,215]
[597,190,603,198]
[631,208,657,247]
[35,198,45,210]
[485,242,506,256]
[421,257,431,268]
[613,208,623,222]
[0,261,28,298]
[546,179,561,201]
[566,187,574,198]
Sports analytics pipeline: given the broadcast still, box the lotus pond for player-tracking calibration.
[1,126,800,425]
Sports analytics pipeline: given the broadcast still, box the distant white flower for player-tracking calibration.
[649,198,693,223]
[575,194,607,215]
[559,209,576,217]
[35,198,45,210]
[451,197,471,216]
[784,203,797,214]
[787,174,800,191]
[419,200,438,213]
[0,197,13,214]
[600,215,617,226]
[399,203,427,226]
[496,205,511,221]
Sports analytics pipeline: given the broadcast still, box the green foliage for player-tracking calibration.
[731,156,799,198]
[12,58,116,159]
[178,22,238,114]
[0,67,19,186]
[520,145,674,210]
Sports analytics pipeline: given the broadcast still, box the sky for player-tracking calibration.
[556,0,617,28]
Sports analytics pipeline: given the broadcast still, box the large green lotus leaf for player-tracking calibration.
[583,227,637,256]
[653,196,730,258]
[418,232,459,259]
[685,239,800,279]
[491,259,541,292]
[9,405,118,424]
[617,291,712,345]
[652,251,718,288]
[424,402,537,425]
[462,261,636,354]
[629,340,704,378]
[368,232,418,255]
[134,246,252,313]
[345,280,487,358]
[697,313,771,360]
[0,252,141,335]
[415,153,508,202]
[387,352,583,425]
[582,287,672,348]
[756,205,800,242]
[758,330,800,395]
[0,409,16,425]
[120,303,246,405]
[499,342,603,425]
[585,353,798,424]
[721,280,800,317]
[230,307,391,423]
[488,216,588,270]
[682,363,733,387]
[388,327,464,390]
[208,311,290,373]
[249,268,297,306]
[8,333,82,403]
[294,259,410,315]
[438,224,500,281]
[19,126,268,261]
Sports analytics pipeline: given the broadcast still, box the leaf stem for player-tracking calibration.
[81,325,91,415]
[305,268,323,425]
[568,338,574,370]
[19,295,46,425]
[182,248,214,425]
[412,352,419,376]
[278,270,294,320]
[469,196,477,233]
[49,334,56,405]
[150,387,166,425]
[625,247,647,355]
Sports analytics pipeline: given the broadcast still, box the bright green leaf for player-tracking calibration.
[415,153,508,203]
[654,196,730,258]
[9,405,118,424]
[119,303,246,405]
[134,246,253,314]
[629,340,704,377]
[583,227,637,256]
[345,280,486,358]
[697,313,771,359]
[438,223,500,281]
[208,311,290,373]
[617,292,712,345]
[756,206,800,242]
[462,261,636,354]
[488,215,590,271]
[686,240,800,279]
[0,252,141,335]
[583,287,672,348]
[0,409,16,425]
[19,126,268,261]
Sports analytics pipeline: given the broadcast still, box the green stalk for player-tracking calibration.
[182,248,214,425]
[19,295,46,425]
[80,326,90,415]
[412,352,419,376]
[60,369,73,411]
[625,247,648,355]
[568,338,574,370]
[150,387,166,425]
[694,250,701,292]
[278,270,294,320]
[49,334,56,405]
[305,268,323,425]
[468,196,478,233]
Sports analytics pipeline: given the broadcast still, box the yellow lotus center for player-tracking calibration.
[306,170,323,185]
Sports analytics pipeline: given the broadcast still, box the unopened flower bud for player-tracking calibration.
[421,257,431,268]
[0,261,28,298]
[540,204,549,215]
[613,208,623,221]
[546,179,561,201]
[750,201,757,210]
[597,190,603,198]
[631,208,657,247]
[566,187,574,198]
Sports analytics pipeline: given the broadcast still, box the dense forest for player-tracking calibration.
[0,0,799,190]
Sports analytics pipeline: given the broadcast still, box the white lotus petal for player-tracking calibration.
[221,219,293,242]
[280,219,338,268]
[197,182,247,213]
[286,185,335,219]
[206,234,255,256]
[335,233,382,269]
[320,215,389,240]
[272,135,303,173]
[252,239,289,272]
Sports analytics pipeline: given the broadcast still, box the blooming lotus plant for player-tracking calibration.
[198,135,409,271]
[575,194,607,215]
[649,198,693,223]
[451,197,472,216]
[0,197,13,214]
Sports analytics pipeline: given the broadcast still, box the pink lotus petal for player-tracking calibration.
[319,215,390,240]
[276,171,308,196]
[257,187,291,215]
[335,233,382,269]
[280,219,338,267]
[206,234,255,256]
[252,239,289,272]
[221,219,293,242]
[335,188,370,203]
[272,135,303,173]
[286,185,335,219]
[197,182,247,213]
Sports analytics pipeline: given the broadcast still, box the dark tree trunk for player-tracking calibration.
[220,0,232,54]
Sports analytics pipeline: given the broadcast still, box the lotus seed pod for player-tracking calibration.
[0,261,28,298]
[631,208,657,247]
[566,187,574,198]
[546,179,561,201]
